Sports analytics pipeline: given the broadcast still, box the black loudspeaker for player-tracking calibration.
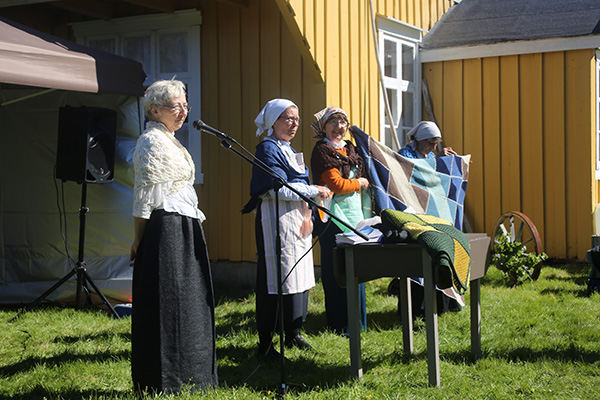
[56,106,117,184]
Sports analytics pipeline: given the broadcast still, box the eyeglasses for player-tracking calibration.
[427,138,441,145]
[161,103,191,113]
[279,116,302,125]
[327,118,348,128]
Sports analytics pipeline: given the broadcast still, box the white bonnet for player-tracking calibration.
[407,121,442,142]
[254,98,298,137]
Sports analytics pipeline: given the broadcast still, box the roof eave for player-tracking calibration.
[421,35,600,63]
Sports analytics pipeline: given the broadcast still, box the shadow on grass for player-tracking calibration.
[0,388,131,400]
[213,282,255,305]
[539,287,590,297]
[0,348,130,378]
[216,346,353,393]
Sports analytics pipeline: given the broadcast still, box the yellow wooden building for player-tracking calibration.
[0,0,455,302]
[420,0,600,260]
[8,0,600,304]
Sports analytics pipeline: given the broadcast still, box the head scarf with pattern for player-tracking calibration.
[310,106,348,138]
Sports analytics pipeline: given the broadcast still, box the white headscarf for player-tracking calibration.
[407,121,442,142]
[254,98,298,137]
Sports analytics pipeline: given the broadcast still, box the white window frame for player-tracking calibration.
[377,17,425,150]
[72,10,204,183]
[596,50,600,180]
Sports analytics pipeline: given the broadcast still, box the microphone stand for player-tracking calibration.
[200,125,368,395]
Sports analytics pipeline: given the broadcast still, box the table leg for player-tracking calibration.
[423,253,440,387]
[398,277,413,354]
[345,247,362,378]
[470,278,482,360]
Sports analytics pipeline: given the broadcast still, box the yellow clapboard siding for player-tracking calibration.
[422,62,443,123]
[400,0,408,22]
[239,0,261,261]
[442,59,463,154]
[414,1,422,29]
[407,0,415,26]
[325,0,340,106]
[215,4,237,260]
[366,0,379,137]
[463,57,485,233]
[420,0,429,30]
[281,26,306,155]
[542,51,567,258]
[481,57,502,236]
[339,0,350,111]
[348,0,361,127]
[314,1,326,85]
[499,55,521,214]
[303,0,316,74]
[277,0,322,83]
[226,7,244,261]
[519,53,545,247]
[260,2,282,101]
[429,0,438,28]
[199,0,220,258]
[565,49,594,258]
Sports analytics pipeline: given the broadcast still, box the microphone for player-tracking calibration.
[192,120,233,141]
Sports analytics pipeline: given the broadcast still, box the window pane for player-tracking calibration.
[159,32,188,73]
[384,126,393,148]
[402,44,414,82]
[123,35,151,73]
[384,39,397,78]
[386,88,398,125]
[402,91,414,127]
[89,38,116,54]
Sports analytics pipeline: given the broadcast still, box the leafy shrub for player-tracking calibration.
[491,233,548,287]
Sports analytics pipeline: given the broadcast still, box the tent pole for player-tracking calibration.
[0,88,57,107]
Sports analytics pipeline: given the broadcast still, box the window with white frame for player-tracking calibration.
[377,17,424,150]
[596,50,600,180]
[72,11,203,183]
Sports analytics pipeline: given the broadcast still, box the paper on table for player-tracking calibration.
[335,224,382,245]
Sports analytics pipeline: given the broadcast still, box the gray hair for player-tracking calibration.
[142,79,186,120]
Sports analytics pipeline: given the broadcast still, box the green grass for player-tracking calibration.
[2,264,600,399]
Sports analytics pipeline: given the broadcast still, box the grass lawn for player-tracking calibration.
[1,263,600,399]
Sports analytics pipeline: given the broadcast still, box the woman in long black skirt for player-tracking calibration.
[130,79,217,394]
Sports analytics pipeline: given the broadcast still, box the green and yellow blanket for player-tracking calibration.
[381,209,471,294]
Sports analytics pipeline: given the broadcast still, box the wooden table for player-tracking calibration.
[334,233,489,387]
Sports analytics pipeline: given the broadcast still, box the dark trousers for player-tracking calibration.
[316,218,367,334]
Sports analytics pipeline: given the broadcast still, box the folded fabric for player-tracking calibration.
[381,209,471,294]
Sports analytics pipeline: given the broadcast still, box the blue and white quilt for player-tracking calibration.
[350,126,470,230]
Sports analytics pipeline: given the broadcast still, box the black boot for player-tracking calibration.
[257,332,280,361]
[285,328,313,350]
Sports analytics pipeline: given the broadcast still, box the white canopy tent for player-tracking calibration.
[0,17,146,305]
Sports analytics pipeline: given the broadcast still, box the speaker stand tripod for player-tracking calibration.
[27,182,120,318]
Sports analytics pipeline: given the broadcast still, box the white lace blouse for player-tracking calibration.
[132,121,205,222]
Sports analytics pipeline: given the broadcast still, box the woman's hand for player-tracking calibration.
[357,177,369,189]
[314,185,333,200]
[130,242,139,265]
[437,147,458,157]
[130,217,148,266]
